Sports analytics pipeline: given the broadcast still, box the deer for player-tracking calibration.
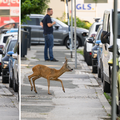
[28,58,73,95]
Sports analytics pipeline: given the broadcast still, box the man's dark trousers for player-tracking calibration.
[44,34,54,60]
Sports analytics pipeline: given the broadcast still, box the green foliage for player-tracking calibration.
[21,0,50,23]
[104,92,111,105]
[77,50,83,55]
[57,13,92,29]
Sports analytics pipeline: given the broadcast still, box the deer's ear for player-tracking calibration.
[65,57,68,63]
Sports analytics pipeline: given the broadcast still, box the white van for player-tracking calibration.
[101,9,120,93]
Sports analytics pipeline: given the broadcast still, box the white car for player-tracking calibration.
[101,9,120,93]
[84,19,102,65]
[0,32,17,75]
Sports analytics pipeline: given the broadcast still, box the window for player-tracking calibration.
[84,0,107,3]
[7,40,17,52]
[0,10,10,15]
[118,12,120,38]
[3,23,16,29]
[23,18,37,25]
[95,25,100,32]
[107,14,110,33]
[3,36,9,43]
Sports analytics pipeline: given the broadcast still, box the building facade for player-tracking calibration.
[0,0,19,26]
[49,0,120,23]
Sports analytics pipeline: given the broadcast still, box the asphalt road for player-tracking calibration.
[21,45,111,120]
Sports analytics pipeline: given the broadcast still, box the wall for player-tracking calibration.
[48,0,120,23]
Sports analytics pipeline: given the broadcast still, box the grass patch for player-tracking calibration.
[77,50,83,55]
[31,57,36,59]
[104,92,111,105]
[26,66,30,68]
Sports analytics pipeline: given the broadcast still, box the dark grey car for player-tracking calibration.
[22,14,88,49]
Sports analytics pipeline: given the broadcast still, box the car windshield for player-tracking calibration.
[52,18,68,27]
[118,12,120,38]
[7,40,17,52]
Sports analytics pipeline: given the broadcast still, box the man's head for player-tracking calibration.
[47,8,53,16]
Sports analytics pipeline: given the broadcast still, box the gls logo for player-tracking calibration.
[76,4,93,10]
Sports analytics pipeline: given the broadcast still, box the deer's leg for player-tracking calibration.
[28,73,36,91]
[32,76,40,93]
[55,79,65,93]
[47,79,51,95]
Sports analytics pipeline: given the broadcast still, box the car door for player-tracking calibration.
[103,13,111,81]
[51,18,65,44]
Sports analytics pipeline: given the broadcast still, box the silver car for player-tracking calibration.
[22,14,88,49]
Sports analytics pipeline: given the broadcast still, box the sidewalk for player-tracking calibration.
[0,77,19,120]
[21,45,111,120]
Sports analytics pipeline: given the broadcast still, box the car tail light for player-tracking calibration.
[0,45,4,50]
[89,52,92,55]
[0,63,2,65]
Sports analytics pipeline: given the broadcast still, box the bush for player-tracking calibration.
[57,13,92,30]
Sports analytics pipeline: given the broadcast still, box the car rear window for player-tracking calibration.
[7,40,17,52]
[95,25,100,31]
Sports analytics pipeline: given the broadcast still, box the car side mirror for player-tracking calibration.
[86,37,94,44]
[101,31,110,44]
[0,49,3,54]
[55,26,59,30]
[108,45,113,52]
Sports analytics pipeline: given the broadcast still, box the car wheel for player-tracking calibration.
[92,58,97,73]
[2,69,8,83]
[9,74,12,88]
[86,52,92,65]
[100,59,103,82]
[110,73,119,114]
[0,68,1,76]
[84,43,87,62]
[103,73,110,93]
[65,37,80,49]
[13,73,18,92]
[97,66,101,78]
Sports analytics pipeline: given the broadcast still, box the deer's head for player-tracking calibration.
[63,58,73,72]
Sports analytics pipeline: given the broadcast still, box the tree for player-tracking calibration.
[21,0,50,23]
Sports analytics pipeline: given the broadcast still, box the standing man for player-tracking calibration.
[40,8,58,62]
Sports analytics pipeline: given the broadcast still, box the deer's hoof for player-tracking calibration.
[31,88,33,91]
[48,93,52,95]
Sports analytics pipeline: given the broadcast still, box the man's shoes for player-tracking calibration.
[50,58,58,62]
[45,59,50,61]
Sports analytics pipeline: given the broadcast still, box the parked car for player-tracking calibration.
[108,45,120,114]
[84,19,102,65]
[97,41,103,78]
[22,14,88,49]
[9,41,19,92]
[0,33,17,76]
[0,22,19,34]
[0,36,17,83]
[87,25,103,73]
[101,9,120,94]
